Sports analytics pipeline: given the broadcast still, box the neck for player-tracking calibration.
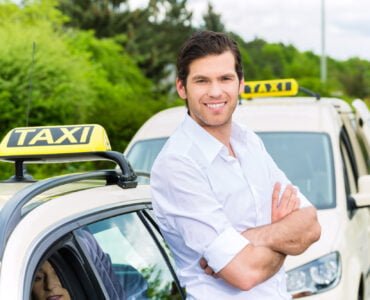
[203,123,234,156]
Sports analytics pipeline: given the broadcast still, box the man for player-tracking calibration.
[151,31,321,299]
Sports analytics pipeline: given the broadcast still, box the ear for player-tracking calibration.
[176,78,187,99]
[238,79,244,95]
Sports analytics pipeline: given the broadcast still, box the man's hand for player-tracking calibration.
[199,257,218,278]
[243,183,320,255]
[271,183,300,223]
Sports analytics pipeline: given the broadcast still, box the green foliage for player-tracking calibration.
[59,0,194,92]
[201,2,225,32]
[1,0,370,180]
[337,58,370,98]
[0,0,166,179]
[0,6,95,130]
[65,31,167,151]
[232,33,370,102]
[0,0,67,25]
[57,0,130,38]
[141,265,182,300]
[123,0,194,92]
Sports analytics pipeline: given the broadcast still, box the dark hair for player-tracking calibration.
[177,30,243,85]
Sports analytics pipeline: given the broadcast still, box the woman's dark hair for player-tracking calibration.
[177,30,243,85]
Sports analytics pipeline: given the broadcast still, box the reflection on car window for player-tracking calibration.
[259,132,335,209]
[79,212,181,299]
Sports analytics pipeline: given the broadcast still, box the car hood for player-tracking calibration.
[284,208,341,271]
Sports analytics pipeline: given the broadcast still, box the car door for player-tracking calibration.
[25,205,185,300]
[340,126,370,299]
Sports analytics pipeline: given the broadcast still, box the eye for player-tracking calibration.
[192,76,209,84]
[221,76,233,82]
[34,273,44,282]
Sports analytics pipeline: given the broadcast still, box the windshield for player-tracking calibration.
[259,132,335,209]
[126,133,335,209]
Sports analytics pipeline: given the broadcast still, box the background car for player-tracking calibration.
[124,79,370,299]
[0,124,185,300]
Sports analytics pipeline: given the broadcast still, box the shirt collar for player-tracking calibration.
[181,114,224,164]
[231,121,247,143]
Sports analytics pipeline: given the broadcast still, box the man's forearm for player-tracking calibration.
[217,244,286,291]
[243,207,321,255]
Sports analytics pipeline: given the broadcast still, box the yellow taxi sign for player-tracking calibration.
[241,78,299,99]
[0,124,111,159]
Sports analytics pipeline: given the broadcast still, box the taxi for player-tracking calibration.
[0,125,185,299]
[125,79,370,299]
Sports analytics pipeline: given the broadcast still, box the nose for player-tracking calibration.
[45,274,61,291]
[207,82,222,98]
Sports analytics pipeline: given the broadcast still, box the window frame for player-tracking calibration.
[25,202,184,300]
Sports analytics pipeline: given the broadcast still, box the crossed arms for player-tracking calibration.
[201,183,321,291]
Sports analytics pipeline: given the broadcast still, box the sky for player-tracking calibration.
[188,0,370,61]
[130,0,370,61]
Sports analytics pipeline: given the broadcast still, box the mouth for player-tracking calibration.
[205,102,226,110]
[47,296,62,300]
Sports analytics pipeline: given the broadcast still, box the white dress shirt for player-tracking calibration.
[151,114,311,299]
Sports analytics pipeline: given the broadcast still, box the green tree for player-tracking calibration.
[57,0,130,38]
[0,1,94,131]
[58,0,194,92]
[0,0,166,179]
[123,0,194,92]
[201,2,225,32]
[338,58,370,99]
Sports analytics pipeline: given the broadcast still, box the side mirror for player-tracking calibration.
[351,175,370,208]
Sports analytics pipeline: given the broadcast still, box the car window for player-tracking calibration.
[140,209,183,291]
[126,138,168,174]
[76,212,182,300]
[340,129,357,196]
[28,234,105,300]
[258,132,335,209]
[127,133,336,209]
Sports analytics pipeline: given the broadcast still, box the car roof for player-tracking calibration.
[234,98,342,133]
[126,97,346,149]
[125,106,186,147]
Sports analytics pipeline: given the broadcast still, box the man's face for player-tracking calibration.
[176,51,243,131]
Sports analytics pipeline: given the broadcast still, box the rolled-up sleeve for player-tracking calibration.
[151,152,249,272]
[204,226,249,272]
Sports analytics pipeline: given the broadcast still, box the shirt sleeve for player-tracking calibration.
[151,153,249,273]
[256,136,312,208]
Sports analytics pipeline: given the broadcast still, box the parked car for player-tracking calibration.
[0,124,185,299]
[125,79,370,299]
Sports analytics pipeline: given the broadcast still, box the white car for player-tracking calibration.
[0,124,185,299]
[125,79,370,299]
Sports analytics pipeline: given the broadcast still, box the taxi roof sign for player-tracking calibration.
[0,124,111,160]
[241,78,299,99]
[0,124,138,184]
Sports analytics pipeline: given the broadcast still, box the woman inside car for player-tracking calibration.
[31,259,71,300]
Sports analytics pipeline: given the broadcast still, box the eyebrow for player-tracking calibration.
[190,73,237,81]
[220,73,237,79]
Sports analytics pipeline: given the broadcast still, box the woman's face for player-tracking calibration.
[32,260,71,300]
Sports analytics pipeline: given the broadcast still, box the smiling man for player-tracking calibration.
[150,31,321,299]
